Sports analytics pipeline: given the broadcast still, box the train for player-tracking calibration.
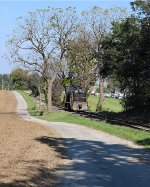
[64,86,88,111]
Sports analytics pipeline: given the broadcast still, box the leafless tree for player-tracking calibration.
[6,7,78,111]
[50,7,79,79]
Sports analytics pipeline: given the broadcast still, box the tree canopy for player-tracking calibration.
[5,2,150,112]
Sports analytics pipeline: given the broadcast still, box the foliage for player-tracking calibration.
[81,6,127,111]
[0,74,13,90]
[27,73,44,97]
[105,77,120,93]
[106,0,150,111]
[131,0,150,16]
[65,34,96,91]
[10,68,29,90]
[7,4,149,112]
[52,79,63,105]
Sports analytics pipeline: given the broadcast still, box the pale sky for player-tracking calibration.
[0,0,132,74]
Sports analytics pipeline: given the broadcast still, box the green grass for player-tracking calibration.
[61,94,123,112]
[18,91,150,149]
[88,95,123,112]
[17,90,43,116]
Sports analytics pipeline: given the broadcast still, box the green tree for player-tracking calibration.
[66,32,96,92]
[0,74,12,90]
[81,6,127,111]
[106,0,150,110]
[10,68,29,90]
[27,73,43,97]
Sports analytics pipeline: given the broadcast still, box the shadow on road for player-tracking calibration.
[35,136,150,187]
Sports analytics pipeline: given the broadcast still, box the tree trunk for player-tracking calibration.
[47,79,53,112]
[96,77,105,112]
[38,86,42,110]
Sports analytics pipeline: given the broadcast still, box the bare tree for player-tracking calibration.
[50,7,79,80]
[6,7,78,111]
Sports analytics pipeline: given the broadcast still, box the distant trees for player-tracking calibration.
[0,74,12,90]
[10,68,29,90]
[9,68,62,106]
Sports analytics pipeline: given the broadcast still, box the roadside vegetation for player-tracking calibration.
[19,90,150,149]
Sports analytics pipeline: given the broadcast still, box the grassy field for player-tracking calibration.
[18,90,150,149]
[88,95,123,112]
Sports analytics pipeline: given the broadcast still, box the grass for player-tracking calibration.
[61,94,123,112]
[17,90,43,116]
[88,95,123,112]
[18,90,150,149]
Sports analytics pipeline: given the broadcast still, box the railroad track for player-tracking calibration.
[28,95,150,131]
[76,111,150,132]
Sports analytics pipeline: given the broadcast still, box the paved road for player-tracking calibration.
[14,91,150,187]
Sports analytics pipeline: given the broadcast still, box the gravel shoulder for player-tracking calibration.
[14,91,150,187]
[0,91,67,187]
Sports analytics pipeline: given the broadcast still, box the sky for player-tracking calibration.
[0,0,133,74]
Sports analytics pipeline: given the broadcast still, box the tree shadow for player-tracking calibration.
[35,136,67,160]
[136,138,150,147]
[0,160,60,187]
[0,137,67,187]
[35,136,150,187]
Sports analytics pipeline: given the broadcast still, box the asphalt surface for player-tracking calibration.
[14,91,150,187]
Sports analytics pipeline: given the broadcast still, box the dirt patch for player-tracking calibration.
[0,91,67,186]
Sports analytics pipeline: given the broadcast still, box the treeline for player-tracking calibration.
[0,74,13,90]
[0,69,63,105]
[5,0,150,112]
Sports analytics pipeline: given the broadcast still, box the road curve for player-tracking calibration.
[14,91,150,187]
